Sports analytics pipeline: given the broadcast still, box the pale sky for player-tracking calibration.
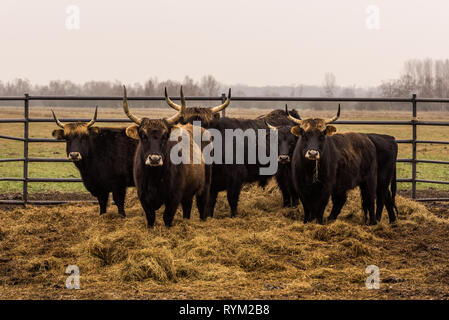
[1,0,448,87]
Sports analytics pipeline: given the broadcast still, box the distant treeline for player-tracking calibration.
[1,60,449,111]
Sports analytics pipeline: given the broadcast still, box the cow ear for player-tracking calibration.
[125,125,140,140]
[88,127,100,135]
[325,125,337,136]
[52,129,64,140]
[290,126,304,137]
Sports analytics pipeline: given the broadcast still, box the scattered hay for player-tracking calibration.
[120,248,176,282]
[0,180,448,299]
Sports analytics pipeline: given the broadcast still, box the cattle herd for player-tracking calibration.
[51,86,399,228]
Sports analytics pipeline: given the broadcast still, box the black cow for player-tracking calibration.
[165,88,299,217]
[51,108,137,216]
[265,109,299,207]
[288,105,379,225]
[366,133,399,223]
[122,87,211,227]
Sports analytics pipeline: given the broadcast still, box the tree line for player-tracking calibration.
[1,59,448,111]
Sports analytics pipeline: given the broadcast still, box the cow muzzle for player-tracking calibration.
[278,155,290,164]
[305,150,320,160]
[68,152,82,162]
[145,154,163,166]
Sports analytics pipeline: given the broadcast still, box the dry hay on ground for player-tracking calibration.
[0,181,448,299]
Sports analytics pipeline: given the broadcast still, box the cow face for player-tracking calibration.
[266,122,297,164]
[51,108,99,162]
[287,105,340,161]
[164,87,231,126]
[126,119,172,167]
[122,85,183,167]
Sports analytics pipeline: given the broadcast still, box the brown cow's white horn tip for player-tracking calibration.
[87,106,98,127]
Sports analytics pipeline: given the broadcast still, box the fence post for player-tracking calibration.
[23,93,29,206]
[411,93,417,199]
[221,93,226,118]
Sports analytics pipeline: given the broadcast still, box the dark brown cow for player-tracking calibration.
[51,108,137,216]
[122,87,211,227]
[288,106,378,224]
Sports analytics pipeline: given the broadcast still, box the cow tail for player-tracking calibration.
[391,165,399,218]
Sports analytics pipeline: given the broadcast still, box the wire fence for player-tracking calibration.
[0,93,449,205]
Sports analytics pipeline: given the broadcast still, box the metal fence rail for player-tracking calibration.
[1,93,449,205]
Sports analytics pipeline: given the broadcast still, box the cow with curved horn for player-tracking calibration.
[288,105,379,225]
[164,88,301,217]
[51,107,137,216]
[265,105,299,207]
[165,86,231,124]
[123,86,212,227]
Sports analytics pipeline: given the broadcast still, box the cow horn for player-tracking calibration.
[165,101,185,125]
[285,104,301,119]
[210,88,231,113]
[122,85,142,125]
[51,109,65,128]
[180,86,187,108]
[286,104,303,125]
[265,121,277,130]
[325,104,340,124]
[164,87,183,111]
[86,106,98,128]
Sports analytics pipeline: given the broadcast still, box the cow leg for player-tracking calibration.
[288,176,299,207]
[181,197,193,219]
[301,204,313,223]
[141,203,156,228]
[276,175,291,207]
[290,187,299,207]
[375,184,386,222]
[360,182,377,225]
[328,193,347,222]
[207,189,218,218]
[196,192,208,221]
[227,183,242,218]
[98,192,109,215]
[163,196,182,227]
[384,191,397,223]
[315,199,329,225]
[359,186,369,224]
[112,186,127,217]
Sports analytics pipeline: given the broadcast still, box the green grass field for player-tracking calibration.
[1,107,448,195]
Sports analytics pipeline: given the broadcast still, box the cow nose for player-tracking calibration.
[278,155,290,163]
[305,150,320,160]
[145,154,163,166]
[69,152,81,161]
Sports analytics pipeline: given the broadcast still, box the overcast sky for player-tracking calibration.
[1,0,448,87]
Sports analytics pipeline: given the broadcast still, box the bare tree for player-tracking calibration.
[321,73,336,97]
[200,75,220,96]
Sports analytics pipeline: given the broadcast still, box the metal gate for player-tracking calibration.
[1,93,448,205]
